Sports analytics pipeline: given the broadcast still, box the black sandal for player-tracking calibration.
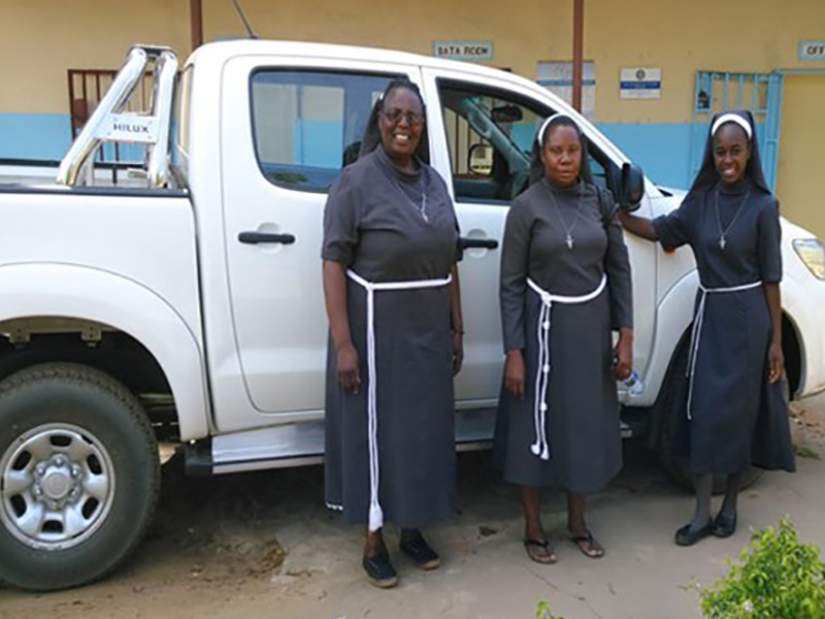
[569,530,605,559]
[523,538,557,564]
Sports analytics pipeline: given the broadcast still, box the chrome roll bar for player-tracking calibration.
[57,45,178,188]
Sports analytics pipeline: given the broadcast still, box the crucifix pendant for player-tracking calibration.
[719,236,727,250]
[565,234,574,250]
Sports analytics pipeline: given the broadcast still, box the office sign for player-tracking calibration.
[620,67,662,99]
[433,40,494,62]
[799,40,825,61]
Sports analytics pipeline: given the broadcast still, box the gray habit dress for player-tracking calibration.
[322,146,461,528]
[494,178,633,493]
[653,178,794,474]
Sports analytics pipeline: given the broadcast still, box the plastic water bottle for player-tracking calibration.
[623,371,644,397]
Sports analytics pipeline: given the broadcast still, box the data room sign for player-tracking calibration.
[620,67,662,99]
[432,40,494,62]
[799,40,825,61]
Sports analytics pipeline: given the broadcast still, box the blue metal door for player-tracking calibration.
[690,71,783,189]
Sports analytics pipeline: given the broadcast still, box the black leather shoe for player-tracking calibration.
[400,531,441,570]
[712,512,737,538]
[675,520,714,546]
[362,551,398,588]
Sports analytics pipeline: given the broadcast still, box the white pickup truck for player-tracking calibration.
[1,41,824,591]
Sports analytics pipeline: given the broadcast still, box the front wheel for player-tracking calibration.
[655,343,763,494]
[0,363,160,590]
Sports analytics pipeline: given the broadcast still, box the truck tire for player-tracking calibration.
[656,343,763,494]
[0,363,160,591]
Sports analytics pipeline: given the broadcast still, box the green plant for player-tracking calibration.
[536,600,565,619]
[700,516,825,618]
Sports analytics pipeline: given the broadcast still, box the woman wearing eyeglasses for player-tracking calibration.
[322,79,464,588]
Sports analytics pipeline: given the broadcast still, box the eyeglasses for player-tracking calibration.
[380,108,425,126]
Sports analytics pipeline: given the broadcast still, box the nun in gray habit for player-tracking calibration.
[494,114,634,562]
[620,110,795,548]
[321,79,463,587]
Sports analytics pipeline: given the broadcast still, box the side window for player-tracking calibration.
[439,81,544,203]
[438,80,619,203]
[250,70,398,192]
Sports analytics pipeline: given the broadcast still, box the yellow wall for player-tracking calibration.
[0,1,190,113]
[776,75,825,240]
[2,0,824,121]
[201,0,825,123]
[586,0,825,122]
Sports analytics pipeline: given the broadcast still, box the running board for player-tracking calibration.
[183,409,637,475]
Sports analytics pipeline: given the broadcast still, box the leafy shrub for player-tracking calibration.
[700,517,825,618]
[536,601,565,619]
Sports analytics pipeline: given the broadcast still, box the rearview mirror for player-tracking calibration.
[468,143,493,176]
[491,104,523,123]
[619,163,644,212]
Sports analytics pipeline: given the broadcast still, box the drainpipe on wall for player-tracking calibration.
[190,0,204,51]
[572,0,584,112]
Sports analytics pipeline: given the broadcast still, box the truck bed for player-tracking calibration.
[0,181,202,342]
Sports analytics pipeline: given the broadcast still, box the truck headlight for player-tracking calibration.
[793,239,825,280]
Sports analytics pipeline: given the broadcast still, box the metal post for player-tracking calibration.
[190,0,203,51]
[572,0,584,112]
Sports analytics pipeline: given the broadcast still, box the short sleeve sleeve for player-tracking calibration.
[652,195,696,251]
[321,169,361,265]
[758,199,782,283]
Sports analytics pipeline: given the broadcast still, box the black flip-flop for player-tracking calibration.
[523,538,557,564]
[569,530,604,559]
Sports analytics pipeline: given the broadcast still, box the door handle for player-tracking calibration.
[238,231,296,245]
[460,237,499,250]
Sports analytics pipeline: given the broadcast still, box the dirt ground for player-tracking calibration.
[2,393,824,619]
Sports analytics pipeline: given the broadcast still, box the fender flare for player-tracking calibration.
[0,263,209,440]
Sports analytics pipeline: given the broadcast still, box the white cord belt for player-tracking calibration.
[525,274,607,460]
[346,269,452,531]
[686,280,762,420]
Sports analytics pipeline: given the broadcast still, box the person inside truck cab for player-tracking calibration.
[495,113,634,563]
[618,110,796,547]
[321,79,464,588]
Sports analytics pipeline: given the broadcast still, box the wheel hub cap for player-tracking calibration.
[42,469,71,501]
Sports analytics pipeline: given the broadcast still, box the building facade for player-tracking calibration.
[2,0,823,236]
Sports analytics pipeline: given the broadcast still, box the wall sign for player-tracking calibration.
[620,67,661,99]
[432,40,494,62]
[537,61,596,119]
[799,40,825,61]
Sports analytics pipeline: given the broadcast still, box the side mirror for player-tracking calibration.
[468,143,493,176]
[619,163,644,212]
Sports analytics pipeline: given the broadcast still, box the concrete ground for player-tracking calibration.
[1,393,824,619]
